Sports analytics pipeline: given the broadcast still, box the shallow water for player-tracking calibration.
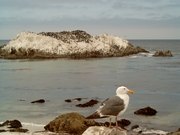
[0,40,180,132]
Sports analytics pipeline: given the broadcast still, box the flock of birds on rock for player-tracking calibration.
[38,30,92,44]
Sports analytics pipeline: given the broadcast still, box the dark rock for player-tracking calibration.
[65,98,84,103]
[134,106,157,116]
[102,119,131,129]
[76,99,99,107]
[73,98,82,101]
[153,50,173,57]
[120,45,149,57]
[1,120,22,128]
[9,128,28,132]
[119,119,131,127]
[65,98,89,103]
[8,120,22,128]
[65,99,72,102]
[135,46,149,53]
[0,119,28,133]
[31,99,45,103]
[0,130,6,132]
[44,112,96,134]
[131,125,139,130]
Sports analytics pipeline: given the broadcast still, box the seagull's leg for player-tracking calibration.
[115,117,124,130]
[109,117,112,128]
[115,117,118,127]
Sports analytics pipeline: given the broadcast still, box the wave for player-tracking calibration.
[132,126,169,135]
[22,122,45,127]
[128,52,154,58]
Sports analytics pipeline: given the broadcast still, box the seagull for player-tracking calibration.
[86,86,134,129]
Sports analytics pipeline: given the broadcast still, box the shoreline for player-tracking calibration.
[0,117,179,135]
[0,126,176,135]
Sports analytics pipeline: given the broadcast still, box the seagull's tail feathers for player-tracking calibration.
[86,112,107,119]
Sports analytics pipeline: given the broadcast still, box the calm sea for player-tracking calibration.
[0,40,180,132]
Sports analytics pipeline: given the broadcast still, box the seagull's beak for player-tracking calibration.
[128,89,134,94]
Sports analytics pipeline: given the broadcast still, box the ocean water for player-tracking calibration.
[0,40,180,133]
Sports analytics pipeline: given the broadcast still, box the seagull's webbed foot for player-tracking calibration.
[108,117,125,130]
[115,125,124,131]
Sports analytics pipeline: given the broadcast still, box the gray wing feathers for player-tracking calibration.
[100,96,125,116]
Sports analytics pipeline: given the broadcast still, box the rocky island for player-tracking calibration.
[0,30,148,59]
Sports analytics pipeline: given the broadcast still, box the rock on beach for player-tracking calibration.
[134,106,157,116]
[0,119,28,133]
[82,126,127,135]
[31,99,45,103]
[44,112,97,134]
[76,99,99,107]
[44,112,132,135]
[0,30,148,59]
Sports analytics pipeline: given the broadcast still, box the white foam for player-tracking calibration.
[128,52,153,58]
[21,123,45,133]
[22,122,45,127]
[132,126,169,135]
[142,129,169,135]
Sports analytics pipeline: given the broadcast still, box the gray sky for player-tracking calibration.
[0,0,180,39]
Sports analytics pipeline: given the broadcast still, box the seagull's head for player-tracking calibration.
[116,86,134,95]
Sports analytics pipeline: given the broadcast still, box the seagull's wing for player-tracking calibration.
[86,96,124,119]
[99,95,125,116]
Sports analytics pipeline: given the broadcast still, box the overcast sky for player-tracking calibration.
[0,0,180,39]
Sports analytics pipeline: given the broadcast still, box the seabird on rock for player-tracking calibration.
[86,86,134,129]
